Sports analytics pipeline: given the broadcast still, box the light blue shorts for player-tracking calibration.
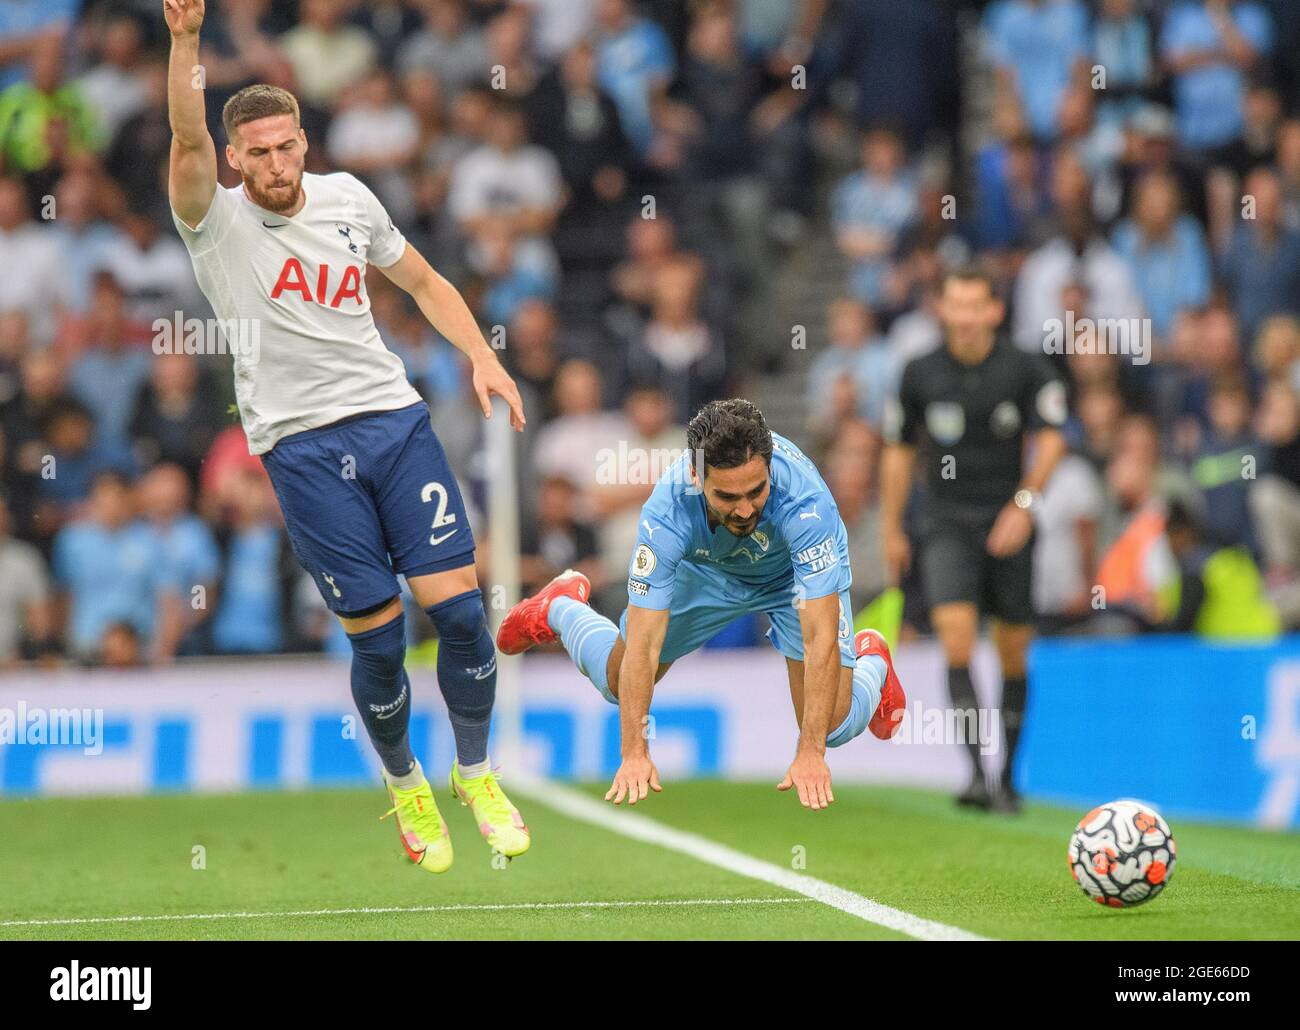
[619,560,856,668]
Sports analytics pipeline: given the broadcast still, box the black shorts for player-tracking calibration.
[919,515,1035,625]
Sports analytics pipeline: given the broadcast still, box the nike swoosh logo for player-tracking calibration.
[473,658,497,680]
[430,528,458,545]
[262,221,287,229]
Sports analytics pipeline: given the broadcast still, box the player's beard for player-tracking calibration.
[244,170,303,214]
[707,501,761,537]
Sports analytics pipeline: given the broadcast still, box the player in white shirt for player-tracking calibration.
[164,0,528,874]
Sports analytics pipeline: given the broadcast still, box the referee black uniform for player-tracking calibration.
[886,332,1068,804]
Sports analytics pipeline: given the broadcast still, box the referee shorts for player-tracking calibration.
[919,515,1035,625]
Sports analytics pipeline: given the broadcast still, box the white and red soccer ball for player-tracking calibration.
[1068,799,1176,908]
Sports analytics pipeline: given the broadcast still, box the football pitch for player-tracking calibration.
[1,782,1296,941]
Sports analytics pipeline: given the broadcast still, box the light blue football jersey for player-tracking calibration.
[626,432,851,609]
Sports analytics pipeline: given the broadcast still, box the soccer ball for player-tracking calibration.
[1067,799,1176,908]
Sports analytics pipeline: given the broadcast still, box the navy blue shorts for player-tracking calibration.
[261,402,476,615]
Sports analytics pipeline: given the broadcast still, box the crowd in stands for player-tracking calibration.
[2,0,1300,665]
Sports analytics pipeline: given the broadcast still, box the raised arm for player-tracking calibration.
[164,0,217,230]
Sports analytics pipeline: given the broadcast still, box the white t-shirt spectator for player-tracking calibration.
[1013,236,1143,352]
[447,143,563,227]
[1033,453,1104,614]
[0,536,49,660]
[0,222,61,344]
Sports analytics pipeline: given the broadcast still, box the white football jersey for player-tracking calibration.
[171,171,422,454]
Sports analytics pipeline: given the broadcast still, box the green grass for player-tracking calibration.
[0,783,1296,940]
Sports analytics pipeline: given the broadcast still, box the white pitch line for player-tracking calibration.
[0,897,808,930]
[515,777,990,942]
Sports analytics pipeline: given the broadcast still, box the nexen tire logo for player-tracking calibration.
[50,962,151,1010]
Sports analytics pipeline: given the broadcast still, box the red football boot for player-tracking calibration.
[495,569,592,655]
[854,628,907,740]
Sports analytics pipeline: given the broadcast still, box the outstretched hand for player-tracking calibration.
[163,0,205,37]
[472,358,527,432]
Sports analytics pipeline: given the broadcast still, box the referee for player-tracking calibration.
[881,267,1067,813]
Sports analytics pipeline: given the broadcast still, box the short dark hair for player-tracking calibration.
[222,84,300,143]
[943,263,997,296]
[686,399,773,473]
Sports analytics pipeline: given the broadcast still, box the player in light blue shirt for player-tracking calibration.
[498,399,906,810]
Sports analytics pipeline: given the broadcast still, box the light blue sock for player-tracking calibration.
[827,654,887,748]
[548,596,620,704]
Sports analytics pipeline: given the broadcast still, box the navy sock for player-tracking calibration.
[347,615,414,777]
[425,589,496,766]
[1001,675,1027,789]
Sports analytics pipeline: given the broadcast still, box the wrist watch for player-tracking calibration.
[1013,488,1041,515]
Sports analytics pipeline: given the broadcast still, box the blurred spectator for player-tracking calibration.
[448,94,562,289]
[210,466,297,655]
[1111,169,1212,340]
[52,469,181,663]
[0,176,62,345]
[1160,497,1278,639]
[805,298,896,431]
[532,358,627,511]
[519,474,603,597]
[1091,0,1155,128]
[1252,314,1300,388]
[0,33,99,174]
[502,299,563,420]
[1094,415,1182,627]
[982,0,1090,143]
[128,353,224,487]
[590,382,683,601]
[0,0,80,92]
[1250,376,1300,626]
[620,255,726,423]
[974,106,1046,252]
[1189,375,1260,551]
[832,126,917,308]
[278,0,377,110]
[397,0,491,100]
[1160,0,1273,153]
[594,0,677,162]
[1034,448,1105,625]
[99,621,142,668]
[46,168,128,316]
[527,38,632,266]
[74,10,149,144]
[371,284,465,407]
[36,399,137,527]
[352,0,425,66]
[814,0,956,153]
[1013,151,1142,351]
[485,5,543,101]
[68,278,151,448]
[667,2,789,286]
[1277,119,1300,230]
[1,350,75,520]
[517,0,598,65]
[611,213,703,314]
[90,204,202,325]
[326,68,419,224]
[1217,166,1300,341]
[823,418,885,612]
[0,489,52,664]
